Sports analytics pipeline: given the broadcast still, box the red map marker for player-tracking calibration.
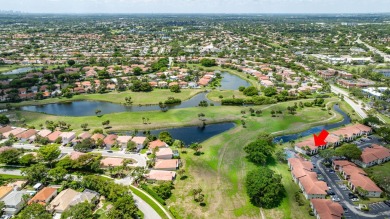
[313,129,329,146]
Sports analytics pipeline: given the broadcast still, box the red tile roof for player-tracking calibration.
[360,144,390,164]
[311,199,343,219]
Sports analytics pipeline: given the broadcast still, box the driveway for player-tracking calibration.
[12,143,147,167]
[313,157,389,219]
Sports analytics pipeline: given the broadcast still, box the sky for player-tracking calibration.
[0,0,389,14]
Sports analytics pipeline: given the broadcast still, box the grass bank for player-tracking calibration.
[1,89,204,108]
[129,186,170,219]
[167,99,340,219]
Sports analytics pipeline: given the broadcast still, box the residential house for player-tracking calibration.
[131,136,147,151]
[60,132,76,144]
[288,158,328,200]
[69,189,99,206]
[310,199,344,219]
[154,159,179,171]
[49,188,80,213]
[103,134,118,149]
[28,187,57,205]
[100,157,124,167]
[333,160,382,197]
[2,190,30,215]
[149,139,168,150]
[47,131,63,142]
[3,127,27,139]
[116,136,132,148]
[0,126,13,135]
[91,133,105,142]
[7,181,27,191]
[69,151,86,160]
[354,144,390,168]
[146,170,176,181]
[15,129,37,142]
[295,139,323,155]
[0,186,13,200]
[155,147,174,159]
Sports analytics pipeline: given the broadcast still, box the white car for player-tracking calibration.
[351,198,360,202]
[331,196,340,202]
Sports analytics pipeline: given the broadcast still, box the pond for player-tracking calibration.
[219,72,250,90]
[20,92,221,116]
[2,67,39,75]
[273,104,351,143]
[117,122,235,145]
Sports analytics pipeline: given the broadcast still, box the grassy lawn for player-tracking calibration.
[0,174,26,180]
[207,90,246,102]
[129,186,169,219]
[167,100,340,219]
[365,161,390,195]
[1,89,204,108]
[338,100,362,122]
[15,98,339,134]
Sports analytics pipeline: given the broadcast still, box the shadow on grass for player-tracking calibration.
[180,175,188,180]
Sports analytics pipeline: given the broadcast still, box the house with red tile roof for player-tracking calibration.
[146,170,176,181]
[155,147,173,159]
[103,134,117,148]
[60,132,76,144]
[154,159,179,171]
[288,158,328,200]
[91,133,105,142]
[100,157,124,167]
[69,151,86,160]
[354,144,390,168]
[131,136,147,151]
[295,139,324,155]
[149,139,168,149]
[0,126,13,134]
[15,129,37,142]
[310,199,344,219]
[47,131,63,142]
[332,160,382,197]
[116,136,132,148]
[3,128,27,139]
[28,187,57,205]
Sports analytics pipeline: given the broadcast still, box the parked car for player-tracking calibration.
[327,190,335,196]
[351,198,360,202]
[329,170,335,173]
[332,195,340,202]
[107,150,113,153]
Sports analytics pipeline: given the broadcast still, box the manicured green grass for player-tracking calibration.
[168,100,341,218]
[16,98,339,134]
[366,161,390,194]
[206,90,246,102]
[0,174,26,179]
[129,186,169,219]
[1,89,203,108]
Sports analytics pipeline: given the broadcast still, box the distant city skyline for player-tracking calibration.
[1,0,390,14]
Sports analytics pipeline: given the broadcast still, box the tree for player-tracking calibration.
[319,149,337,161]
[190,142,202,155]
[107,195,138,219]
[200,58,216,67]
[170,84,181,93]
[0,148,20,165]
[19,154,36,166]
[243,86,258,96]
[363,116,382,126]
[38,145,61,166]
[0,115,10,125]
[244,135,275,165]
[15,203,52,219]
[21,163,49,184]
[245,167,285,209]
[152,182,174,200]
[95,109,102,116]
[67,59,76,66]
[263,87,277,97]
[335,144,362,160]
[80,123,89,131]
[61,201,95,219]
[48,167,68,183]
[158,131,173,145]
[133,67,143,75]
[74,138,95,152]
[126,141,137,152]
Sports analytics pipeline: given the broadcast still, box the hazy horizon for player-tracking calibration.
[1,0,389,14]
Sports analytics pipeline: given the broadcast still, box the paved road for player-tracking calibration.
[133,193,162,219]
[12,143,147,167]
[356,37,390,62]
[314,157,390,218]
[0,168,22,175]
[330,85,368,119]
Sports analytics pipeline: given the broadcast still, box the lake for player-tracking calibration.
[20,71,252,116]
[273,104,351,143]
[2,67,39,75]
[20,92,220,116]
[219,72,250,90]
[117,122,235,145]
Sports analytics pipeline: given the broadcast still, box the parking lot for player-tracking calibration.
[353,135,383,150]
[312,156,390,219]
